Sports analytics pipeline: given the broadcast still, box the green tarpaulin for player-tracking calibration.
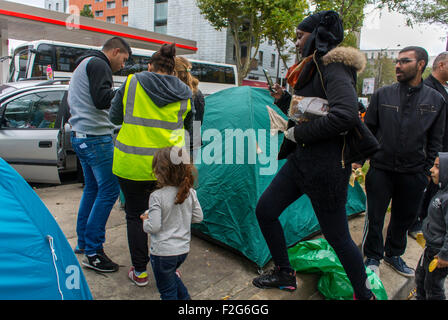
[193,86,366,268]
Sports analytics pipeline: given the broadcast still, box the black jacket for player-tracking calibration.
[365,81,446,175]
[275,47,367,167]
[424,74,448,151]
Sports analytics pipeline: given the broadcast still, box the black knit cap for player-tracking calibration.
[297,10,344,57]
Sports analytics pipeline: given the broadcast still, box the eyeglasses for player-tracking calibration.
[394,58,416,65]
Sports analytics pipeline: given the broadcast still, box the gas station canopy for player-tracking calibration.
[0,0,197,54]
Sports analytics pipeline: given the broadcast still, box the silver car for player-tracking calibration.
[0,79,77,184]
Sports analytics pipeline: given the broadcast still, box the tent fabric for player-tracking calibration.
[193,86,366,268]
[0,158,92,300]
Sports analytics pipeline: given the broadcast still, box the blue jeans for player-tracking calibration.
[71,134,120,255]
[150,253,190,300]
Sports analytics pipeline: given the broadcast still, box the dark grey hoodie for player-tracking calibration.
[109,71,192,126]
[422,152,448,261]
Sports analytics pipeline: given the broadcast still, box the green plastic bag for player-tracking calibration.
[288,238,388,300]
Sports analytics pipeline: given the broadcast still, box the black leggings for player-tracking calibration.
[256,159,372,299]
[117,177,157,273]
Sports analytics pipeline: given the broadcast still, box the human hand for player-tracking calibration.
[270,83,284,100]
[352,163,363,171]
[435,256,448,269]
[140,211,149,221]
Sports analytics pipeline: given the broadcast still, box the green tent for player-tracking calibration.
[192,86,366,268]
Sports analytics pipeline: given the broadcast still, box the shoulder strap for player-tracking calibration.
[313,51,328,99]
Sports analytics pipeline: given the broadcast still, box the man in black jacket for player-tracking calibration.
[358,46,446,278]
[409,52,448,237]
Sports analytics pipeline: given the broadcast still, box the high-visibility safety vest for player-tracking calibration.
[112,74,191,181]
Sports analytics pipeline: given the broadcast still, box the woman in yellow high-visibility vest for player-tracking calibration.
[109,43,192,287]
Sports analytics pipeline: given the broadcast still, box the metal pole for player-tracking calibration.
[446,32,448,51]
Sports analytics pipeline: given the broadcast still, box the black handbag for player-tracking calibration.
[314,53,379,167]
[341,117,380,167]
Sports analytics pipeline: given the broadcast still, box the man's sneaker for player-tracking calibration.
[82,249,119,273]
[252,267,297,292]
[128,266,149,287]
[383,255,415,277]
[365,258,380,277]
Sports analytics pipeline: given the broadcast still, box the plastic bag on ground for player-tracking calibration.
[288,238,388,300]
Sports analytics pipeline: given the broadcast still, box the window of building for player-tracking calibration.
[48,3,51,10]
[95,10,103,17]
[122,0,128,7]
[258,51,263,67]
[95,0,103,2]
[122,14,128,23]
[271,54,276,68]
[106,16,116,23]
[55,3,59,11]
[154,0,168,34]
[107,1,116,9]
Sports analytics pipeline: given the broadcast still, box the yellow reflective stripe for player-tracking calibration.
[115,140,159,156]
[124,76,189,130]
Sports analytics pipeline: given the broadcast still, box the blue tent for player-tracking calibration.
[0,158,92,300]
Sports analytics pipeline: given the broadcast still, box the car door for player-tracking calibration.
[0,88,66,184]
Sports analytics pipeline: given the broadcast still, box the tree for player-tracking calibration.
[196,0,269,85]
[357,53,396,95]
[80,4,94,18]
[263,0,309,70]
[376,0,448,26]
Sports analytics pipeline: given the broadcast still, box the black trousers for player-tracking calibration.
[117,177,157,273]
[415,246,448,300]
[362,167,428,260]
[410,181,439,232]
[256,158,372,299]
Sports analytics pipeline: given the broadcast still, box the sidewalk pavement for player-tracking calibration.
[34,182,446,300]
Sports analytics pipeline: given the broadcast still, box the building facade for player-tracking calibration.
[128,0,292,83]
[69,0,129,25]
[45,0,68,13]
[361,48,401,61]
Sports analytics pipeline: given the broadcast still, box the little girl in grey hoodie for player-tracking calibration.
[140,146,203,300]
[415,152,448,300]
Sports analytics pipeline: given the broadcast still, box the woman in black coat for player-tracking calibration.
[252,11,375,300]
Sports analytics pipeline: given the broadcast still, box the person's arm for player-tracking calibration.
[86,57,115,110]
[272,84,292,116]
[425,100,446,176]
[292,63,358,144]
[142,193,162,234]
[109,80,126,125]
[193,90,205,123]
[190,189,203,224]
[436,201,448,267]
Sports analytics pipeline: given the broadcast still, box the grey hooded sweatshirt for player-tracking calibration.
[109,71,192,126]
[422,152,448,261]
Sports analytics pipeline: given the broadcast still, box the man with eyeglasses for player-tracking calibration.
[354,46,447,278]
[409,52,448,238]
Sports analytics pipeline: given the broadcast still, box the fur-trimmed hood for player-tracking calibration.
[321,46,367,73]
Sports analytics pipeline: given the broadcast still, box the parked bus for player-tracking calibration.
[8,40,238,95]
